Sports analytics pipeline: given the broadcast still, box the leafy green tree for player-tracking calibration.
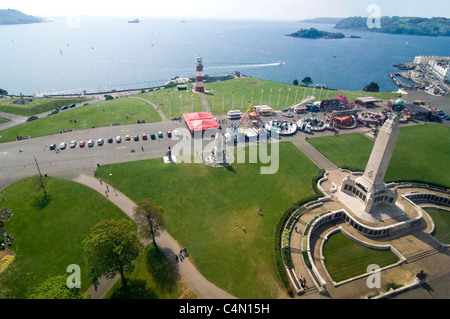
[302,77,313,87]
[133,199,165,247]
[363,82,380,92]
[0,88,8,96]
[30,275,87,299]
[82,219,143,292]
[293,79,299,86]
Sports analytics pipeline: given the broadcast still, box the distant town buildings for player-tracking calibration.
[413,55,450,82]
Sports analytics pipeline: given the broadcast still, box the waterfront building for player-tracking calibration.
[430,61,450,82]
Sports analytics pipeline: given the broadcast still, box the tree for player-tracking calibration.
[292,79,299,86]
[301,77,313,87]
[30,275,87,299]
[133,199,165,247]
[82,219,143,292]
[0,88,8,96]
[363,82,380,92]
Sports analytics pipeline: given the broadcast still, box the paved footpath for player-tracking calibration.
[73,173,236,299]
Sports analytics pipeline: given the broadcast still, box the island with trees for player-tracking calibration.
[0,9,44,25]
[287,28,346,39]
[335,16,450,37]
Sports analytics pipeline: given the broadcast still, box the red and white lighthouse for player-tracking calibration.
[194,55,205,93]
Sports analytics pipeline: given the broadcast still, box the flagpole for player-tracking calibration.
[232,91,235,109]
[277,88,281,107]
[269,88,272,107]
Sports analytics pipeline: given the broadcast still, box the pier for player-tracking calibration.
[389,73,416,90]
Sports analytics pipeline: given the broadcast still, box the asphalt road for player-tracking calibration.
[1,100,444,191]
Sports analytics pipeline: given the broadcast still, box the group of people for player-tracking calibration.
[176,247,188,262]
[298,275,307,288]
[234,222,246,233]
[1,233,14,248]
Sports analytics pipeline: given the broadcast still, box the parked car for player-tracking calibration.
[87,140,94,147]
[69,103,76,108]
[49,143,56,150]
[97,138,104,146]
[134,134,139,141]
[108,137,113,143]
[173,130,180,138]
[61,105,68,110]
[125,134,131,141]
[150,132,156,140]
[116,136,122,143]
[142,133,147,140]
[158,131,163,138]
[443,115,450,121]
[69,140,77,148]
[167,131,172,138]
[59,142,67,150]
[79,141,85,147]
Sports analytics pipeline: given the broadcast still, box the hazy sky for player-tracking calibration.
[2,0,449,20]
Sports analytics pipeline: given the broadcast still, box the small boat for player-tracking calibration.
[128,19,140,23]
[276,61,285,65]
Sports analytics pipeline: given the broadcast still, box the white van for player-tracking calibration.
[227,110,242,120]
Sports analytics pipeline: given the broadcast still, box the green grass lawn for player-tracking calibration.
[136,84,204,119]
[0,97,89,116]
[104,243,197,299]
[426,208,450,244]
[0,176,129,298]
[95,141,321,298]
[323,232,399,283]
[0,97,162,143]
[307,124,450,188]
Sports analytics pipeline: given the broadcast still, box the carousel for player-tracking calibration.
[265,119,298,136]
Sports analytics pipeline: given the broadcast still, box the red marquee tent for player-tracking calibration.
[183,112,220,133]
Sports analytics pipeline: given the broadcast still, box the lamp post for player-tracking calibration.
[33,154,47,198]
[109,173,117,196]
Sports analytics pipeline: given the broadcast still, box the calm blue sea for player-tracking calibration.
[1,16,449,95]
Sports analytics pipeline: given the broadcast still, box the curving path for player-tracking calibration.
[129,96,170,122]
[73,173,236,299]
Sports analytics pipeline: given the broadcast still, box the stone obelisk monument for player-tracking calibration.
[341,99,405,214]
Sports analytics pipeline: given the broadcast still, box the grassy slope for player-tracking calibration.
[0,176,128,298]
[95,141,321,298]
[0,97,162,143]
[0,97,89,116]
[136,77,399,118]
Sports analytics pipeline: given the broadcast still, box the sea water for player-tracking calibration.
[0,16,449,95]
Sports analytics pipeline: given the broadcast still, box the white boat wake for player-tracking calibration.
[209,61,284,70]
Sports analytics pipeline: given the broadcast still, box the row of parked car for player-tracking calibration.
[49,130,178,150]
